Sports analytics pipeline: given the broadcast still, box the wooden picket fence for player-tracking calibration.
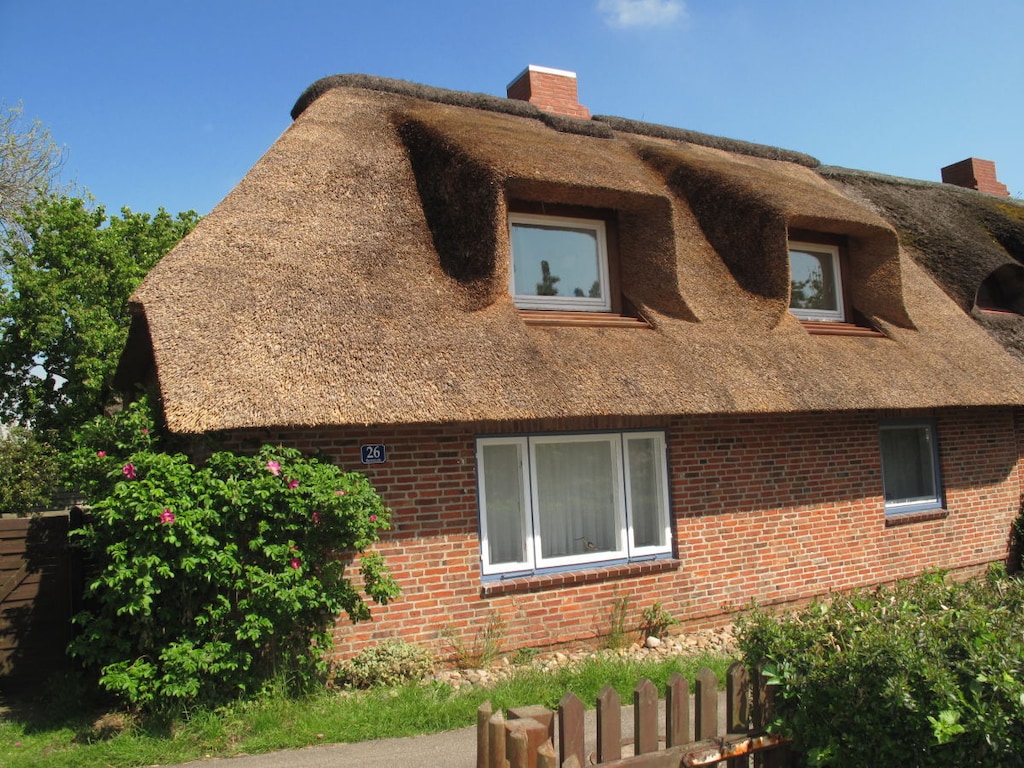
[476,663,793,768]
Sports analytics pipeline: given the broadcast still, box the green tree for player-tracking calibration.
[0,425,59,516]
[0,100,66,235]
[0,195,198,438]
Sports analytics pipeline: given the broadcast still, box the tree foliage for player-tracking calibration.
[0,425,59,516]
[0,100,66,235]
[0,195,198,438]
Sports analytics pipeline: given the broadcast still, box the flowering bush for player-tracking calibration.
[67,403,399,710]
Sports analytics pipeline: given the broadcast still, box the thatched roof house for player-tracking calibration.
[120,71,1024,434]
[117,68,1024,654]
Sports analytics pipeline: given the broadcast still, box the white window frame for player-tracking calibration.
[476,431,672,576]
[879,420,943,515]
[788,240,845,322]
[508,213,611,312]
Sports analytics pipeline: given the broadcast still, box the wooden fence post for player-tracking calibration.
[488,709,507,768]
[694,667,719,741]
[634,679,660,755]
[558,692,585,768]
[727,664,750,768]
[596,684,622,762]
[477,701,492,768]
[665,672,690,747]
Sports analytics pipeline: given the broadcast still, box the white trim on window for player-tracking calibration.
[477,431,671,576]
[509,213,611,312]
[788,240,845,322]
[879,420,943,515]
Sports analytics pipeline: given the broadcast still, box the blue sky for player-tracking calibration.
[4,0,1022,217]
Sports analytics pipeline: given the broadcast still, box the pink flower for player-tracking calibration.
[96,450,106,458]
[312,512,321,525]
[287,478,300,490]
[369,514,377,523]
[122,463,137,480]
[266,460,281,476]
[334,490,346,496]
[159,508,175,525]
[141,428,149,435]
[290,558,301,570]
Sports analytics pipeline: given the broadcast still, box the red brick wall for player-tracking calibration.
[221,407,1022,659]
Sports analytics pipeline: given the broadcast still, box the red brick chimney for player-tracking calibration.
[940,158,1010,197]
[506,65,591,120]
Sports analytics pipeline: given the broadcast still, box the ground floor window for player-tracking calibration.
[476,431,671,576]
[879,420,943,514]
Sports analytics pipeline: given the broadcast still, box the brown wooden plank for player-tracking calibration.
[506,719,549,768]
[665,672,690,747]
[557,692,585,768]
[694,668,718,741]
[634,679,659,755]
[536,741,557,768]
[477,701,492,768]
[507,726,529,768]
[488,711,507,768]
[596,684,622,762]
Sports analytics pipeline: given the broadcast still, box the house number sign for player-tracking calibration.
[360,444,387,464]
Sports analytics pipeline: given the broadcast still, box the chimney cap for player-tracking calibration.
[506,64,578,91]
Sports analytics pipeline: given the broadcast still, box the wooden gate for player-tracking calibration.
[0,510,83,691]
[477,663,793,768]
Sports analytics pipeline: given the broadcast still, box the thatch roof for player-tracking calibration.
[823,167,1024,363]
[119,75,1024,434]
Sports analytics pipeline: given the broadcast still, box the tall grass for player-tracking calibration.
[0,651,732,768]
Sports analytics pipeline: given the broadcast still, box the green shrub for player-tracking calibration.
[335,640,435,688]
[736,569,1024,767]
[67,403,400,711]
[0,426,59,516]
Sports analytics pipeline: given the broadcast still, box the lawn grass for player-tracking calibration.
[0,651,732,768]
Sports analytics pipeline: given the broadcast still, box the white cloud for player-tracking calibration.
[598,0,687,28]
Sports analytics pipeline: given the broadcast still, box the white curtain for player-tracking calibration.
[627,437,666,548]
[482,443,527,565]
[534,439,619,559]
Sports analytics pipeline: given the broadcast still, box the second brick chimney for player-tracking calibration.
[941,158,1010,197]
[507,65,591,120]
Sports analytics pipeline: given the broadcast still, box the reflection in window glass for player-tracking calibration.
[509,214,610,312]
[788,241,844,321]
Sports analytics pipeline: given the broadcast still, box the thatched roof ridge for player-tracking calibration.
[292,74,615,138]
[122,81,1024,434]
[293,74,818,164]
[596,115,819,168]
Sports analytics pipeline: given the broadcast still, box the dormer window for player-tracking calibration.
[788,240,845,322]
[509,213,611,312]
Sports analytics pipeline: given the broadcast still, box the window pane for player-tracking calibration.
[512,223,603,301]
[880,426,937,505]
[534,440,618,558]
[790,247,839,311]
[626,437,667,548]
[481,443,527,565]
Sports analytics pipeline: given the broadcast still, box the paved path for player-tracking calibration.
[165,724,479,768]
[164,692,730,768]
